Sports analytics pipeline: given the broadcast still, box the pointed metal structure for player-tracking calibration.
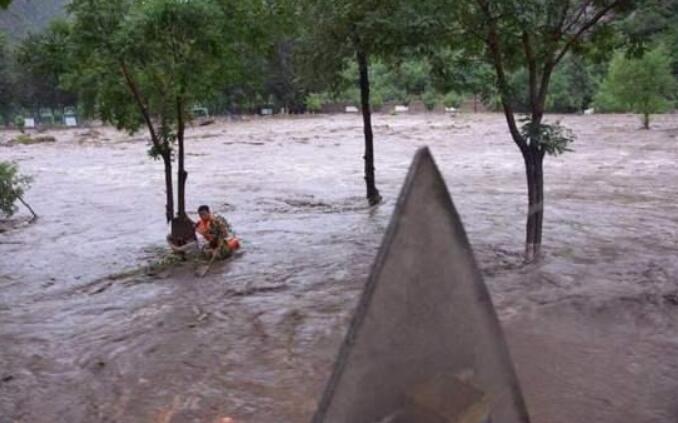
[313,148,530,423]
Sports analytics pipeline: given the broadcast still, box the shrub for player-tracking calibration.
[0,161,32,217]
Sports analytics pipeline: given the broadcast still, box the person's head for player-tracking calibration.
[198,205,211,221]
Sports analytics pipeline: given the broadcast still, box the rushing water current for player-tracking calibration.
[1,113,678,422]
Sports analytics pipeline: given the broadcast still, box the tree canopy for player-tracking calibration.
[422,0,637,260]
[66,0,259,229]
[595,45,677,128]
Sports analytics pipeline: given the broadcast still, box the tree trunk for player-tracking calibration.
[120,62,176,226]
[161,151,174,224]
[176,97,188,217]
[171,99,195,241]
[356,48,381,206]
[523,148,544,262]
[643,113,650,130]
[168,97,197,242]
[17,194,38,222]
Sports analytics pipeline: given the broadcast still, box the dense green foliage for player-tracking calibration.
[1,0,676,121]
[64,0,266,226]
[14,19,75,112]
[0,20,77,125]
[0,33,11,123]
[418,0,640,260]
[595,46,677,128]
[317,59,447,110]
[0,161,31,218]
[67,0,231,136]
[509,55,604,113]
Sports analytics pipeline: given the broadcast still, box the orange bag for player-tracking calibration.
[227,238,240,251]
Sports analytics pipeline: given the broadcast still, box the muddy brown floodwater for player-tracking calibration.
[1,113,678,423]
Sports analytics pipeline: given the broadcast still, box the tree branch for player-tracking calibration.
[554,0,621,65]
[522,31,538,112]
[557,2,573,33]
[119,60,161,148]
[17,194,38,222]
[475,0,526,150]
[535,61,554,122]
[562,0,594,35]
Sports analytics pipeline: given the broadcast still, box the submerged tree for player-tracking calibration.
[595,46,676,128]
[0,161,36,221]
[301,0,441,205]
[448,0,635,261]
[67,0,237,238]
[301,0,411,206]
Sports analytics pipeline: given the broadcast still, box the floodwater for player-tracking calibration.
[1,113,677,422]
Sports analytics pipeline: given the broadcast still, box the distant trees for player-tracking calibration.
[0,33,12,124]
[0,21,77,124]
[619,0,678,76]
[4,0,675,124]
[596,0,678,128]
[14,19,76,113]
[428,49,498,111]
[260,3,308,114]
[595,46,676,128]
[509,55,602,113]
[324,59,442,110]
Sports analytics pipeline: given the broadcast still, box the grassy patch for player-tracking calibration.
[11,134,57,145]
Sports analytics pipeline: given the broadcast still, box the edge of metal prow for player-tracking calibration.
[311,147,531,423]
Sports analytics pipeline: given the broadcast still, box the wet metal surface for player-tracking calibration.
[313,148,529,423]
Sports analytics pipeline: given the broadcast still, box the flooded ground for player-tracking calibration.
[1,112,677,423]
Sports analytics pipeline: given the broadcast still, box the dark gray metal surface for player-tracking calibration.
[312,147,530,423]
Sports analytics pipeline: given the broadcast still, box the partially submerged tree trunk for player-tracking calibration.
[487,27,553,261]
[120,61,192,239]
[17,194,38,223]
[170,213,195,245]
[176,97,188,217]
[356,48,381,206]
[161,150,174,224]
[477,0,623,262]
[121,61,176,224]
[522,56,550,261]
[172,96,195,242]
[523,147,545,262]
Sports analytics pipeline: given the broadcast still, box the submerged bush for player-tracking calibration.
[0,161,32,217]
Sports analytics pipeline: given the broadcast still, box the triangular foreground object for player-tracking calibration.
[312,148,530,423]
